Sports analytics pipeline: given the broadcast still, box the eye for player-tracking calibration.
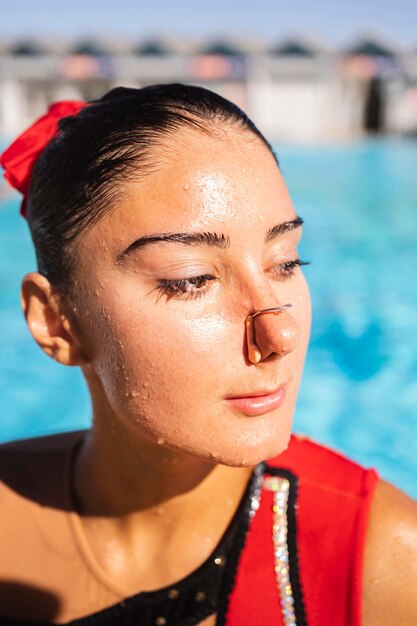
[155,274,217,301]
[269,259,310,280]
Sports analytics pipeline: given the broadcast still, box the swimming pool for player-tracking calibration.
[1,139,416,497]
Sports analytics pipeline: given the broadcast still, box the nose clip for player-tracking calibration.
[245,304,292,364]
[248,304,292,320]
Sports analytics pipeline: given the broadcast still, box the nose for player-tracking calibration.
[245,305,300,364]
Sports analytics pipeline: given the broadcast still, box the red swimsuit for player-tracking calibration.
[226,435,379,626]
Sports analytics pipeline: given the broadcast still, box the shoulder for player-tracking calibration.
[0,431,87,618]
[0,429,85,578]
[0,430,85,563]
[271,436,417,623]
[363,479,417,626]
[0,429,85,505]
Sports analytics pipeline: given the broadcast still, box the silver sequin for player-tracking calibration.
[195,591,206,602]
[263,476,297,626]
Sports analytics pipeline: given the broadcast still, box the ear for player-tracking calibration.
[20,272,89,367]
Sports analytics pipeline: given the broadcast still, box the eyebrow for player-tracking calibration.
[265,216,304,242]
[117,216,303,262]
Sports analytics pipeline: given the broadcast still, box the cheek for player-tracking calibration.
[88,302,235,416]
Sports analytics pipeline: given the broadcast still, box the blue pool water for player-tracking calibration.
[1,139,416,498]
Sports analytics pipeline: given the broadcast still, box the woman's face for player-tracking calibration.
[72,126,311,466]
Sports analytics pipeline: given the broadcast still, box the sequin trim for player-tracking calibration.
[264,476,297,625]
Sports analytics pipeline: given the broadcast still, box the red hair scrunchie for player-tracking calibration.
[0,100,87,218]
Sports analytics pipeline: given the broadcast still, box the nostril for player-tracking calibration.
[246,305,299,363]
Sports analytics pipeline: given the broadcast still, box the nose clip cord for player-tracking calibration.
[245,304,292,364]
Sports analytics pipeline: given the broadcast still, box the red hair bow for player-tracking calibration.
[0,100,87,218]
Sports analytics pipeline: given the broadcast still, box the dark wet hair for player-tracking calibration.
[27,83,277,295]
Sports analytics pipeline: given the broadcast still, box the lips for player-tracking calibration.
[225,384,287,417]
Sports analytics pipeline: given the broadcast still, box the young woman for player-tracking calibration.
[0,84,416,626]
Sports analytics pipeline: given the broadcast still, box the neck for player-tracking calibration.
[70,375,256,593]
[71,416,255,592]
[72,412,254,531]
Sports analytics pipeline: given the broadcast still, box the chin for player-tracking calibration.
[191,420,293,468]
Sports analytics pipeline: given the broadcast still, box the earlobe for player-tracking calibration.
[20,272,89,366]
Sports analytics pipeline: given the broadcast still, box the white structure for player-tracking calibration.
[0,35,416,141]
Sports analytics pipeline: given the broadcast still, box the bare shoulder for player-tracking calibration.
[363,479,417,626]
[0,429,84,499]
[0,430,87,619]
[0,430,85,571]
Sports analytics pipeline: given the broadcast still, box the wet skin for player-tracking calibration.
[21,125,311,600]
[72,126,312,469]
[18,125,417,622]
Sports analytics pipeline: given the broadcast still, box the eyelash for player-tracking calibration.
[155,259,310,301]
[270,259,310,278]
[155,274,216,301]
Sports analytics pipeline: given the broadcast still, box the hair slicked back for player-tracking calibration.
[27,83,276,294]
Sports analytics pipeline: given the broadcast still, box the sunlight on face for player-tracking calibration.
[72,126,312,466]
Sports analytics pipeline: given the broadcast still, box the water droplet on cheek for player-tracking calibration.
[157,437,166,446]
[126,390,140,399]
[100,305,110,321]
[134,414,149,424]
[183,182,190,191]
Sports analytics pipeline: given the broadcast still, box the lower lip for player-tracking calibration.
[225,386,286,417]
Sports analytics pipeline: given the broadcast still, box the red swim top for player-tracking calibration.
[226,434,379,626]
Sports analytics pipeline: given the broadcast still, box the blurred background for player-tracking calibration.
[1,0,416,496]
